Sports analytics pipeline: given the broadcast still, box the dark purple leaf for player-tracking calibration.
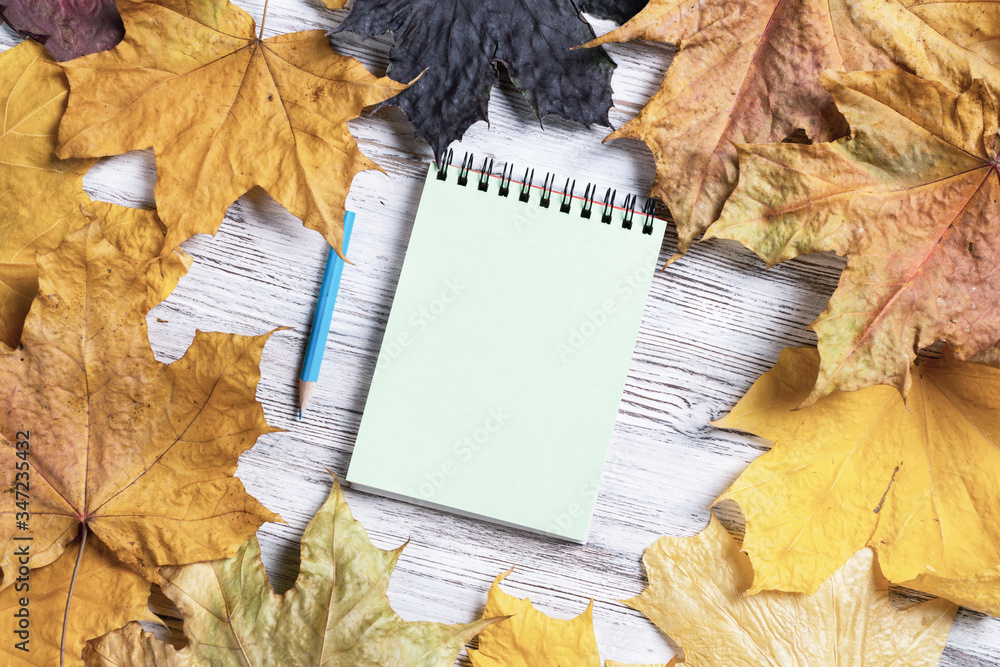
[0,0,124,61]
[335,0,648,159]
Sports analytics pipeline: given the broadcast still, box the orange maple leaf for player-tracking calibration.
[708,70,1000,400]
[586,0,894,257]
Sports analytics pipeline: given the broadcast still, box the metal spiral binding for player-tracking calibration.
[457,153,473,187]
[581,184,596,219]
[601,189,616,224]
[540,173,554,208]
[560,179,575,213]
[519,168,534,202]
[436,149,454,181]
[478,157,494,191]
[622,194,637,230]
[499,163,513,197]
[641,199,656,235]
[433,153,657,233]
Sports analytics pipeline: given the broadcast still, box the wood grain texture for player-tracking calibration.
[4,1,1000,663]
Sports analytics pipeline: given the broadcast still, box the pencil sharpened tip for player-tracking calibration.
[298,380,315,417]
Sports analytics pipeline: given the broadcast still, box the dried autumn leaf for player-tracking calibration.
[715,346,1000,616]
[0,39,94,348]
[847,0,1000,103]
[0,40,190,349]
[84,623,174,667]
[707,69,1000,400]
[629,516,956,666]
[4,197,191,351]
[905,564,1000,624]
[56,0,409,258]
[0,0,124,61]
[469,569,673,667]
[0,537,155,666]
[972,341,1000,367]
[0,222,281,586]
[333,0,647,159]
[83,476,496,667]
[84,201,193,309]
[586,0,894,256]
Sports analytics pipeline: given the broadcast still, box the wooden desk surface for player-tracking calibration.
[5,1,998,663]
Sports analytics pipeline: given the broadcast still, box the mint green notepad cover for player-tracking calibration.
[348,166,665,542]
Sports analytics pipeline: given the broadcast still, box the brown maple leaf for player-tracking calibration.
[55,0,409,258]
[585,0,894,257]
[707,69,1000,401]
[0,222,281,587]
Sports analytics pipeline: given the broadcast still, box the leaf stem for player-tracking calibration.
[60,522,88,667]
[259,0,271,40]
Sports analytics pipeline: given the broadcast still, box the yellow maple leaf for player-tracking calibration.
[716,346,1000,616]
[0,39,93,348]
[55,0,409,258]
[0,222,280,584]
[584,0,894,257]
[85,201,192,308]
[469,569,673,667]
[629,516,956,666]
[0,537,155,666]
[0,40,189,349]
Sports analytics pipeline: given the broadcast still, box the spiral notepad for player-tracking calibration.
[348,154,666,542]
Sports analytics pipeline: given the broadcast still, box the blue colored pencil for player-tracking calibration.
[299,211,355,416]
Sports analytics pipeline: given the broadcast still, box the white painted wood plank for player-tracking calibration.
[2,1,997,663]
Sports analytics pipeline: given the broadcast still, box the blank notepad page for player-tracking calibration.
[348,164,665,542]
